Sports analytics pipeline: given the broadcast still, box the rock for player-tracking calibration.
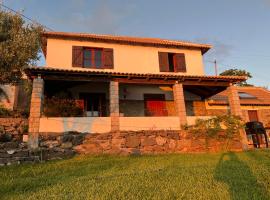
[156,136,167,146]
[96,133,111,140]
[167,132,180,140]
[142,137,156,146]
[0,152,10,158]
[99,141,111,150]
[62,134,74,143]
[40,140,60,148]
[13,150,29,157]
[168,139,177,149]
[61,142,73,149]
[72,135,84,145]
[125,135,140,148]
[4,141,19,149]
[130,148,141,155]
[0,133,13,142]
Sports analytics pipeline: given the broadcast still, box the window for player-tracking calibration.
[158,52,186,72]
[238,92,256,99]
[83,48,103,68]
[72,46,114,69]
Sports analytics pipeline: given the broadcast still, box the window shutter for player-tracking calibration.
[103,48,114,69]
[158,52,169,72]
[174,53,186,72]
[72,46,83,67]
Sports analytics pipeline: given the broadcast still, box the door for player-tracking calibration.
[144,94,168,116]
[79,93,106,116]
[248,110,258,122]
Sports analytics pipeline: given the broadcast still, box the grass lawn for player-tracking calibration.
[1,150,270,200]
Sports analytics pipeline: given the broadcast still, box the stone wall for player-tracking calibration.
[75,130,243,155]
[0,131,84,166]
[0,118,28,141]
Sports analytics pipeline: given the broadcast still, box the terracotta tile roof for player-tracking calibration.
[24,66,246,83]
[42,31,212,54]
[208,87,270,105]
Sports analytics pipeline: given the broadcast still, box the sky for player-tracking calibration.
[3,0,270,87]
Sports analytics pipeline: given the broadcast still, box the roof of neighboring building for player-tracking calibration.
[42,31,212,54]
[208,87,270,106]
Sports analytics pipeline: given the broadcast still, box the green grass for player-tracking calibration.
[1,150,270,200]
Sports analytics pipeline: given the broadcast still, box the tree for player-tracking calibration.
[0,10,43,85]
[219,69,253,86]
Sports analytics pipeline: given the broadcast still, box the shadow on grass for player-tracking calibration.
[214,152,270,200]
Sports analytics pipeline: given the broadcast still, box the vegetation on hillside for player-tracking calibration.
[220,69,253,86]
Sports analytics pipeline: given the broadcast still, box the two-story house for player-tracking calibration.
[25,31,246,148]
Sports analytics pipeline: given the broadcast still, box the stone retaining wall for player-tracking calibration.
[0,131,85,166]
[0,118,28,141]
[75,130,243,155]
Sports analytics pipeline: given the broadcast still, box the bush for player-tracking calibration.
[43,97,83,117]
[0,105,13,117]
[183,115,244,150]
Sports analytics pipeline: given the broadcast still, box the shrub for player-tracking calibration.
[0,105,13,117]
[43,97,83,117]
[183,115,244,150]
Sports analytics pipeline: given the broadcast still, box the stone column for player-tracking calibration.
[110,81,120,132]
[173,82,187,129]
[227,84,242,117]
[28,76,44,149]
[227,84,248,150]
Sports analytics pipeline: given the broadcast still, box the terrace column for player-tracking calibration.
[227,84,248,150]
[228,84,242,117]
[110,81,120,132]
[28,76,44,149]
[173,82,187,129]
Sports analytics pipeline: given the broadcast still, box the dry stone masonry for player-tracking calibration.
[74,130,243,155]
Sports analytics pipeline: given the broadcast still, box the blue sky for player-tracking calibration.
[4,0,270,87]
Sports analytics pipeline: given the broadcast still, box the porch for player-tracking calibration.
[25,67,246,148]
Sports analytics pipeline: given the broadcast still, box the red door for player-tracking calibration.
[144,94,168,116]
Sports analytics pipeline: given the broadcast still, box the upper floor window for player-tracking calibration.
[158,52,186,72]
[72,46,114,69]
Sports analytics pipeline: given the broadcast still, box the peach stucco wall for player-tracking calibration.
[39,116,215,133]
[46,38,205,75]
[120,117,180,131]
[39,117,111,133]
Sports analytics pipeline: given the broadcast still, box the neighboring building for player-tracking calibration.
[24,31,248,148]
[207,87,270,126]
[0,81,30,112]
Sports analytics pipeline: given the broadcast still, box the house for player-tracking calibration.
[24,31,247,148]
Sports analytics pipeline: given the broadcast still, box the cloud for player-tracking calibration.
[195,38,234,62]
[54,0,136,34]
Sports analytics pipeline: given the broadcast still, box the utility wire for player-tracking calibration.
[0,3,54,31]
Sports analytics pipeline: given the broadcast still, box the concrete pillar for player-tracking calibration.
[227,84,248,150]
[28,76,44,149]
[110,81,120,132]
[227,84,242,117]
[173,82,187,129]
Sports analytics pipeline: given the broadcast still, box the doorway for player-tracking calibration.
[79,93,106,117]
